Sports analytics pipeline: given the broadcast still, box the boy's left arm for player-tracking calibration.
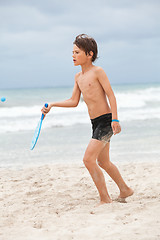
[96,67,121,135]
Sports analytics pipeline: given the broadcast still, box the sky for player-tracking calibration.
[0,0,160,89]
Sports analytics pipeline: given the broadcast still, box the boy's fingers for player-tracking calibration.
[112,125,116,135]
[41,108,46,114]
[112,123,121,135]
[115,126,121,134]
[41,106,51,115]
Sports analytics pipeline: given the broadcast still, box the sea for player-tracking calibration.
[0,83,160,168]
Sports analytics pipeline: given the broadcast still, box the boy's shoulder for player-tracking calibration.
[94,66,105,73]
[93,66,107,79]
[75,72,81,78]
[74,72,81,83]
[75,66,105,77]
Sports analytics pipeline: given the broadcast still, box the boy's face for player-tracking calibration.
[72,44,92,66]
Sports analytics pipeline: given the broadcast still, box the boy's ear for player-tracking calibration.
[87,51,93,59]
[89,51,93,57]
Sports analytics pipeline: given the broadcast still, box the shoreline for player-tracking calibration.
[0,161,160,240]
[0,158,160,170]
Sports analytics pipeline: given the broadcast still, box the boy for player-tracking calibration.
[42,34,133,205]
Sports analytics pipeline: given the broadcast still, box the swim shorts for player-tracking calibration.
[91,113,113,143]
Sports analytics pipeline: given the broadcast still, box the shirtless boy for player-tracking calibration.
[42,34,133,204]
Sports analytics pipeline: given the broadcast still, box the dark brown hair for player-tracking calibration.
[73,34,98,62]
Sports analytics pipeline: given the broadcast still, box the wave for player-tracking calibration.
[0,86,160,133]
[116,86,160,108]
[1,86,160,117]
[0,111,90,133]
[0,102,88,118]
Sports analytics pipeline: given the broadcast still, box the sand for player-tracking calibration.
[0,161,160,240]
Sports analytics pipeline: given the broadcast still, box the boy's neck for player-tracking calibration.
[81,62,94,74]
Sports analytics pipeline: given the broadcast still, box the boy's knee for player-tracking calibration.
[83,156,89,167]
[83,156,94,168]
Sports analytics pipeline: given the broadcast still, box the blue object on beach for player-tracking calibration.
[112,119,120,122]
[1,97,6,102]
[30,103,48,150]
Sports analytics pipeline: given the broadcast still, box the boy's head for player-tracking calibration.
[73,34,98,62]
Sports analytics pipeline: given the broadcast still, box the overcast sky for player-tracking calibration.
[0,0,160,89]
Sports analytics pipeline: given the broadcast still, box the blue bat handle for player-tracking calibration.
[41,103,48,120]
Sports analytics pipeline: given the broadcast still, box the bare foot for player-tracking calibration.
[116,198,127,203]
[118,187,134,199]
[96,199,112,207]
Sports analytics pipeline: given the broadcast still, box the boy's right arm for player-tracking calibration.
[41,74,81,116]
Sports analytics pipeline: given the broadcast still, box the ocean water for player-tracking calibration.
[0,83,160,168]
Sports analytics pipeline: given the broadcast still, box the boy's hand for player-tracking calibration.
[41,104,51,117]
[112,122,121,135]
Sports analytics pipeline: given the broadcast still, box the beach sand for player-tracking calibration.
[0,162,160,240]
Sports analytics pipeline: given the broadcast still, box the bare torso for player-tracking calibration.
[76,66,111,119]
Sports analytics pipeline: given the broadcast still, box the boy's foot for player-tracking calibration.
[96,199,112,207]
[118,187,134,200]
[97,198,112,207]
[116,198,127,203]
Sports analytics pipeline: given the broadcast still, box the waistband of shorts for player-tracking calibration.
[91,113,112,123]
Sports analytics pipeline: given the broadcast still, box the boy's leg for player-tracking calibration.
[97,143,134,199]
[83,139,112,204]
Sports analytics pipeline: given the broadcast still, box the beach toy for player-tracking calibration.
[30,103,48,150]
[1,97,6,102]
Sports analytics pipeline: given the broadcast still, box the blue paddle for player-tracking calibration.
[30,103,48,150]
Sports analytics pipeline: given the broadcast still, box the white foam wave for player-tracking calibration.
[0,102,88,118]
[116,86,160,109]
[0,86,160,133]
[0,111,90,133]
[119,107,160,121]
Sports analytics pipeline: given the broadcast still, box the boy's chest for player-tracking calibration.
[77,74,98,95]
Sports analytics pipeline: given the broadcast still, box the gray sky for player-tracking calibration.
[0,0,160,89]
